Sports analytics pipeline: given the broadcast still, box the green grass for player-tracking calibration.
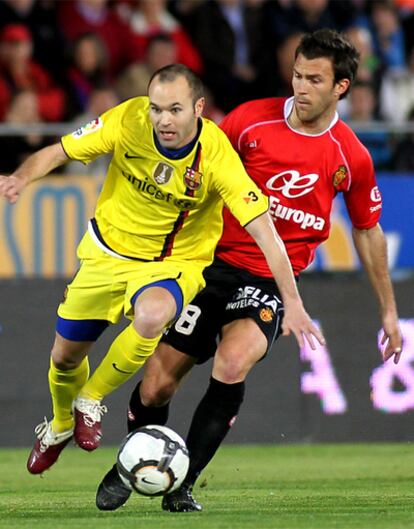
[0,444,413,529]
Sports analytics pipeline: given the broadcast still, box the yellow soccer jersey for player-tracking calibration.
[62,97,268,265]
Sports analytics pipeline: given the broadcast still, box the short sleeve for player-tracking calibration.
[343,145,382,229]
[61,104,122,164]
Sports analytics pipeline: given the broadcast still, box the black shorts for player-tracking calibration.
[161,258,284,364]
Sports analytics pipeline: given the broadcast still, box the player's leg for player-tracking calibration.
[27,319,108,474]
[75,262,205,450]
[96,342,196,511]
[75,285,178,450]
[96,281,219,511]
[163,264,284,512]
[184,318,267,484]
[79,286,178,401]
[162,318,266,512]
[30,235,126,463]
[128,341,197,430]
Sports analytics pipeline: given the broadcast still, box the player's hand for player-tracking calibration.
[281,300,325,350]
[380,313,403,364]
[0,174,26,204]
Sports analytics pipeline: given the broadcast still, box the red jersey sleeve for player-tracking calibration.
[342,136,382,229]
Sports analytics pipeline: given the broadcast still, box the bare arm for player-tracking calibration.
[0,143,69,204]
[352,224,402,363]
[245,212,325,349]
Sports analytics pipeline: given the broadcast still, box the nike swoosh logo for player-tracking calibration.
[112,363,133,374]
[125,152,143,159]
[142,477,159,485]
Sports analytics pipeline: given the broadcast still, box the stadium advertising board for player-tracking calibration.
[0,277,413,446]
[0,175,412,278]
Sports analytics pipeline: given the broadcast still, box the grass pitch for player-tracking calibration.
[0,443,413,529]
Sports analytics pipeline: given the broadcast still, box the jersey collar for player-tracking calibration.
[153,118,202,160]
[284,96,339,137]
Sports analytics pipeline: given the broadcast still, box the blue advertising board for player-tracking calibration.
[311,174,414,272]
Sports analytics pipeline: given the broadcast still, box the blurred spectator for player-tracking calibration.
[265,0,357,42]
[274,32,303,97]
[0,0,65,81]
[203,86,225,125]
[65,32,110,118]
[391,107,414,171]
[348,80,392,170]
[116,0,203,73]
[168,0,205,22]
[0,89,51,173]
[380,45,414,123]
[345,25,381,83]
[65,86,119,177]
[115,33,177,101]
[0,23,65,122]
[401,7,414,56]
[58,0,139,78]
[367,0,406,71]
[182,0,274,113]
[339,24,382,118]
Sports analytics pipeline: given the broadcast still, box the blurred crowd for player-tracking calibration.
[0,0,414,173]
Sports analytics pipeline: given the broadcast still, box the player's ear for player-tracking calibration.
[194,97,205,118]
[335,78,350,98]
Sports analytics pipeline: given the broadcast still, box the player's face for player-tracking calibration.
[291,54,348,127]
[149,76,204,149]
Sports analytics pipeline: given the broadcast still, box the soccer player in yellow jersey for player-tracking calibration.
[0,64,324,475]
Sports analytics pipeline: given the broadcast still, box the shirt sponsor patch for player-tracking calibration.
[72,117,103,139]
[153,162,174,185]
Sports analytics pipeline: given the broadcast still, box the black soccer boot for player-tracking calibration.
[96,464,131,511]
[162,484,202,512]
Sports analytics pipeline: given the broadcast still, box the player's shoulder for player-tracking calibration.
[331,118,372,164]
[107,96,150,126]
[200,117,233,148]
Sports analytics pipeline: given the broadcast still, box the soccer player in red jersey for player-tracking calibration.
[96,29,403,512]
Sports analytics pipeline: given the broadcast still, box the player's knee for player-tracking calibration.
[50,350,81,370]
[133,304,174,338]
[214,348,255,383]
[140,381,175,407]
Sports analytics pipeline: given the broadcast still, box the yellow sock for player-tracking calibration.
[49,357,89,433]
[79,324,160,401]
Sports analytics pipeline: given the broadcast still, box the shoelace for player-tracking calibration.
[78,402,108,426]
[34,417,51,452]
[34,417,49,440]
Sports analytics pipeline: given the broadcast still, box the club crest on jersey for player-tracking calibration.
[183,167,202,190]
[72,117,103,138]
[153,162,174,185]
[333,165,347,188]
[260,307,274,322]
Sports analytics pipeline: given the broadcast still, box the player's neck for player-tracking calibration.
[288,105,337,135]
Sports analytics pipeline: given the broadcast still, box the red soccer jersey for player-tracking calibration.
[216,97,382,277]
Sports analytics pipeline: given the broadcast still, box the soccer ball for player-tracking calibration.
[116,425,189,496]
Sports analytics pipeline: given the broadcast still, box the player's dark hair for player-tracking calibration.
[295,29,360,99]
[148,64,204,104]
